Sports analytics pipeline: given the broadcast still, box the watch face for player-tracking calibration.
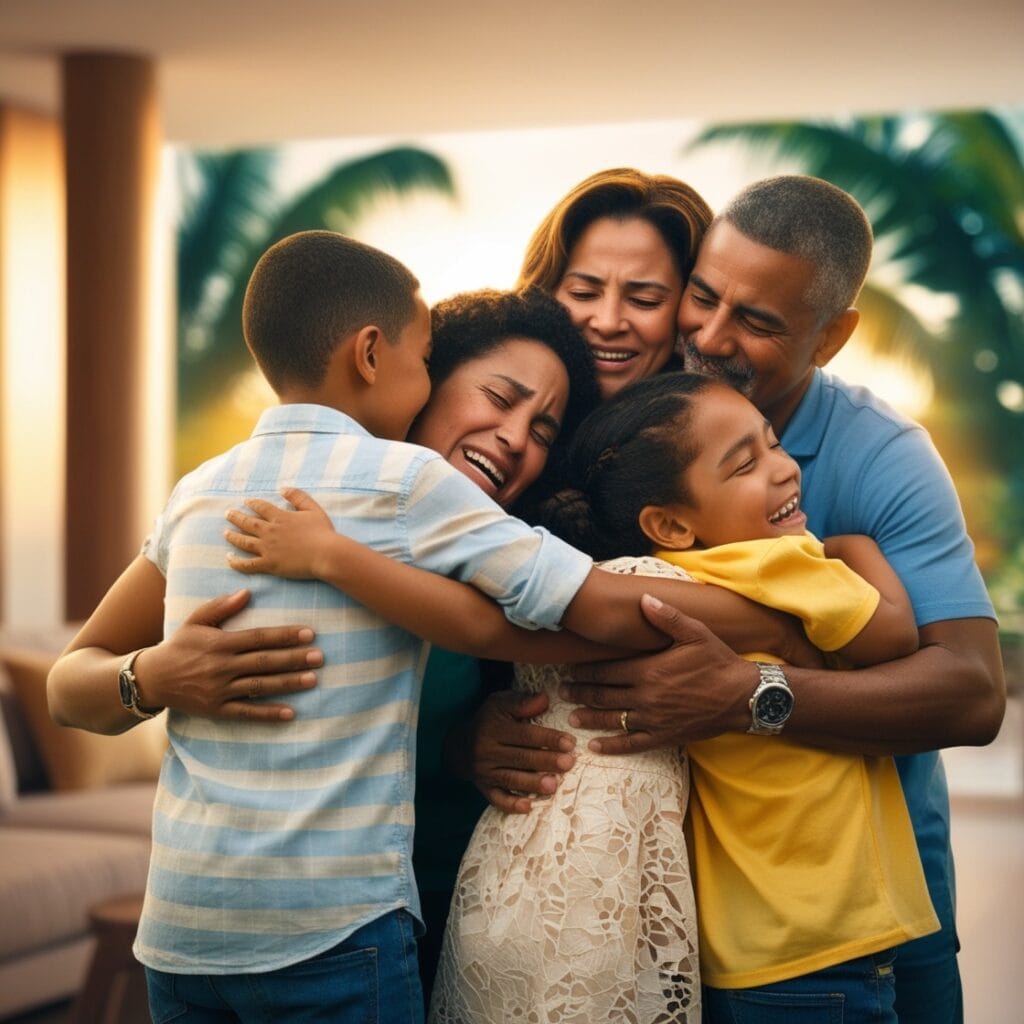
[755,684,794,726]
[118,670,133,709]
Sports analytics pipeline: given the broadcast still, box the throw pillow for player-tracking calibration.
[2,648,166,791]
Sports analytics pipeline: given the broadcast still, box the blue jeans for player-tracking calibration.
[893,942,963,1024]
[144,909,423,1024]
[702,948,897,1023]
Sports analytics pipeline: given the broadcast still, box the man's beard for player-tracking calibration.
[680,337,756,396]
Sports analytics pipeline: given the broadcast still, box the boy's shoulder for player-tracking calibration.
[169,406,451,502]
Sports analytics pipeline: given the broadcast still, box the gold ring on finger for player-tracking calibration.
[620,709,630,734]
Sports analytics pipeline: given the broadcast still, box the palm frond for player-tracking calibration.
[176,150,277,323]
[175,145,456,449]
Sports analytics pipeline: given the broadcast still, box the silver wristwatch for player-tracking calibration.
[118,649,156,720]
[748,662,794,736]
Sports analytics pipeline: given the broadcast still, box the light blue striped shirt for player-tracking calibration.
[134,403,592,973]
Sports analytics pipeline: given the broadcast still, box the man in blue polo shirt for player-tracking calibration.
[559,176,1005,1023]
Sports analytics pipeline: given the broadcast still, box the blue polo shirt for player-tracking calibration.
[781,370,995,965]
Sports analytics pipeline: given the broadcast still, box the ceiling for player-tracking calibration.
[0,0,1022,147]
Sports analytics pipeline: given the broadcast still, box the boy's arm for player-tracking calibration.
[226,489,821,666]
[823,534,919,665]
[48,555,323,733]
[560,568,818,664]
[226,492,624,663]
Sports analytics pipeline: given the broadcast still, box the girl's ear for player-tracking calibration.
[352,325,381,385]
[638,503,696,551]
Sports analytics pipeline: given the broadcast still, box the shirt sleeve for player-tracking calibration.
[400,454,593,631]
[753,536,880,652]
[681,535,880,652]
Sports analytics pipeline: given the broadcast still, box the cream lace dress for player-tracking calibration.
[429,557,700,1024]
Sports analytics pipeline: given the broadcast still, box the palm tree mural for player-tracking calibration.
[175,145,455,475]
[685,111,1024,558]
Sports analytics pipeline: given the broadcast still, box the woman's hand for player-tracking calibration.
[450,690,577,814]
[134,589,322,722]
[225,487,335,580]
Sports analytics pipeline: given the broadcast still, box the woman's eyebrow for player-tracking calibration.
[493,374,535,398]
[492,375,562,431]
[623,279,673,293]
[561,270,603,286]
[562,270,672,292]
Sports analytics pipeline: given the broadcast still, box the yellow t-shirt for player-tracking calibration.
[659,534,939,988]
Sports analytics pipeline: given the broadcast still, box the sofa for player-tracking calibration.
[0,627,163,1020]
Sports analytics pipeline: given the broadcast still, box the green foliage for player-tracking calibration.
[175,145,455,422]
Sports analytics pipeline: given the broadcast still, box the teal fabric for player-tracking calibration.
[413,647,489,894]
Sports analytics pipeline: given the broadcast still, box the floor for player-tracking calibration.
[9,704,1023,1024]
[944,692,1024,1024]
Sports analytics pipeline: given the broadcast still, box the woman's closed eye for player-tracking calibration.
[530,425,556,449]
[483,387,513,409]
[629,295,666,310]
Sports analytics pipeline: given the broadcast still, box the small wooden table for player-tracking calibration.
[70,893,151,1024]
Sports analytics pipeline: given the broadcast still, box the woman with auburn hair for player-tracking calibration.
[518,168,712,400]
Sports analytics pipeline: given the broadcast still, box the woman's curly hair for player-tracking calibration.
[421,286,601,455]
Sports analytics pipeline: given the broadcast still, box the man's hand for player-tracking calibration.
[453,690,577,814]
[561,594,757,755]
[134,589,323,722]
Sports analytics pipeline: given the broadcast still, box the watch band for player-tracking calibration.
[747,662,794,736]
[118,648,156,720]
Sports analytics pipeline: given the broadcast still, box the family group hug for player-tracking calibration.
[47,169,1006,1024]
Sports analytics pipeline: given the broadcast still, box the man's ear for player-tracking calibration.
[352,325,382,385]
[813,308,859,368]
[638,503,696,551]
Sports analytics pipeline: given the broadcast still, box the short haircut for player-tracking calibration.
[242,230,420,393]
[425,286,601,445]
[517,168,713,293]
[720,176,873,321]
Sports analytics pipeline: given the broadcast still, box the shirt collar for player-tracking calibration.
[251,403,372,439]
[779,369,826,458]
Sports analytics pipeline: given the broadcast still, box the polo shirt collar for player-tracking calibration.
[251,403,371,439]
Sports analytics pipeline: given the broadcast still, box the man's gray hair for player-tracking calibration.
[719,176,873,322]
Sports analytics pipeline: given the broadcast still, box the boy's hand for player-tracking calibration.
[225,487,335,580]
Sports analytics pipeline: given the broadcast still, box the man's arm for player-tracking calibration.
[562,596,1005,756]
[48,555,324,734]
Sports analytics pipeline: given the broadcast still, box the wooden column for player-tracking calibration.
[0,106,65,626]
[62,53,159,620]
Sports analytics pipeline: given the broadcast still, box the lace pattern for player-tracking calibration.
[429,557,700,1023]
